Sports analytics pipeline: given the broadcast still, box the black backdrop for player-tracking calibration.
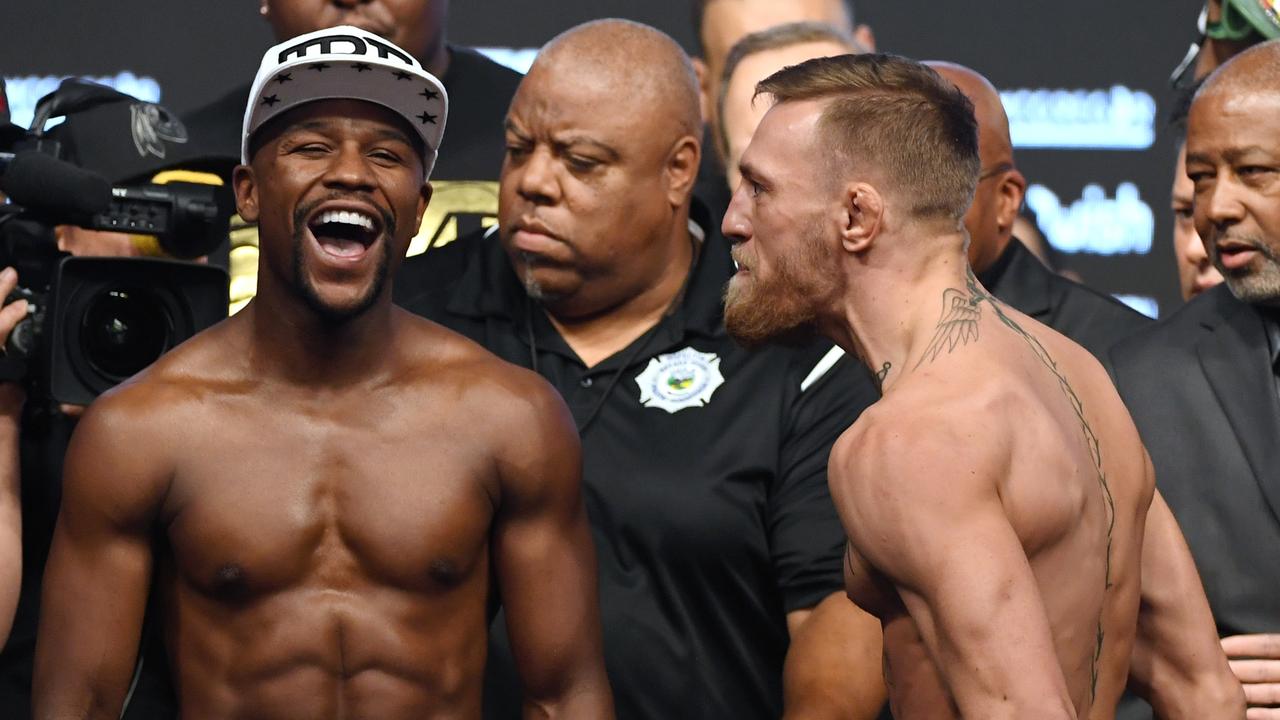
[3,0,1204,315]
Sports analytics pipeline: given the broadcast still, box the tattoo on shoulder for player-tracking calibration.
[917,267,1117,702]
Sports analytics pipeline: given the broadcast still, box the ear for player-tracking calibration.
[996,168,1027,236]
[415,181,434,230]
[854,24,877,52]
[838,182,884,253]
[664,135,702,208]
[232,164,260,224]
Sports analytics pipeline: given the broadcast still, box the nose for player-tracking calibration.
[721,182,752,245]
[1184,224,1209,263]
[513,146,561,206]
[322,142,377,193]
[1200,172,1246,232]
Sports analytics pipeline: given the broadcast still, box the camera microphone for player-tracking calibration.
[0,151,112,218]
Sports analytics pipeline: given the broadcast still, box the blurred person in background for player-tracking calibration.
[1111,40,1280,720]
[1169,80,1223,302]
[185,0,522,312]
[690,0,874,213]
[717,22,865,192]
[925,61,1151,361]
[397,19,887,720]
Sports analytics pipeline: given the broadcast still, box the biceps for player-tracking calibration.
[492,495,601,695]
[34,519,155,713]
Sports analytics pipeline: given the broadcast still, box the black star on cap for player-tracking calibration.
[308,62,331,72]
[274,72,293,84]
[393,70,412,81]
[417,111,438,125]
[351,63,372,72]
[419,87,440,100]
[262,94,281,107]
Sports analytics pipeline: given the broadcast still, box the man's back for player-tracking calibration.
[832,283,1153,719]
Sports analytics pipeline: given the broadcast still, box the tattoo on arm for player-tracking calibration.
[914,267,1118,702]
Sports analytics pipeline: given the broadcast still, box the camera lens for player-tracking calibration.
[80,287,171,380]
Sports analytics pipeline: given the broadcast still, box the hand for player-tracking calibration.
[0,267,28,421]
[1223,634,1280,719]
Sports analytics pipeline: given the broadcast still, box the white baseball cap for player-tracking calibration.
[241,25,448,178]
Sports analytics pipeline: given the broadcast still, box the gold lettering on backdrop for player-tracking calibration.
[225,180,501,314]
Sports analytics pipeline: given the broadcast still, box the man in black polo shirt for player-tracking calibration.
[184,0,521,311]
[396,19,886,720]
[926,62,1151,359]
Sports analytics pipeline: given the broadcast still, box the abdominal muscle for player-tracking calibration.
[158,576,489,720]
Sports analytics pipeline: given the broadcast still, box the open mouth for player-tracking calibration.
[308,209,381,259]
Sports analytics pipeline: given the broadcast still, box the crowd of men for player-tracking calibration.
[0,0,1277,718]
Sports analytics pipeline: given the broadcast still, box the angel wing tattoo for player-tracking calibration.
[915,288,982,367]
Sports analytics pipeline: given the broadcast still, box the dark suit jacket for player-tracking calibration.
[1108,284,1280,719]
[979,239,1152,360]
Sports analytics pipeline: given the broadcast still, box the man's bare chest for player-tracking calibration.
[157,412,497,600]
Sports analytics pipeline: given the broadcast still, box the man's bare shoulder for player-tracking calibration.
[831,383,1008,501]
[394,310,574,434]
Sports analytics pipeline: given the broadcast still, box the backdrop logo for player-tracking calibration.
[1025,182,1153,256]
[1001,86,1156,150]
[4,72,162,130]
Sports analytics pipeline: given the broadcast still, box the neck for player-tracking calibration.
[818,231,972,393]
[546,221,695,368]
[242,286,397,387]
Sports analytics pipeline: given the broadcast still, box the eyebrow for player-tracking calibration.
[1186,145,1277,165]
[288,119,415,147]
[502,121,620,161]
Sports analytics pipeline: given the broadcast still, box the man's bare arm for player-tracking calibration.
[491,376,613,719]
[32,390,171,720]
[829,418,1076,719]
[783,592,886,720]
[1128,489,1245,718]
[0,267,29,647]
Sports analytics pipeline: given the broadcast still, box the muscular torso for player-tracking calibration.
[842,300,1151,719]
[143,316,514,719]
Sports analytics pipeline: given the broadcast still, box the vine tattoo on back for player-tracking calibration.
[914,267,1117,701]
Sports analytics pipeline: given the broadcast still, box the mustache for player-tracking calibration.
[293,193,397,238]
[730,247,753,270]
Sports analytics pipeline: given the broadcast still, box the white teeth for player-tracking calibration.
[316,209,375,230]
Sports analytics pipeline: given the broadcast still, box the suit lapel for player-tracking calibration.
[1197,289,1280,526]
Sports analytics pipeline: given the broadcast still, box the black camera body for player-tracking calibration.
[0,79,231,404]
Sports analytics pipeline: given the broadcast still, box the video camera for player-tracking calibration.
[0,78,231,405]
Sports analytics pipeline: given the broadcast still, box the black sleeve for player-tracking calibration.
[768,347,879,613]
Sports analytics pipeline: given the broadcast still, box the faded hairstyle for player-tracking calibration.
[756,53,980,223]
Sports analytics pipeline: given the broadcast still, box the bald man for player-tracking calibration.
[1111,39,1280,719]
[396,19,886,720]
[925,62,1151,361]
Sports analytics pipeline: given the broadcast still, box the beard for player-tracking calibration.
[1213,236,1280,307]
[290,196,396,325]
[724,227,836,348]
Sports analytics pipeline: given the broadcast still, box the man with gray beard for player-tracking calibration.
[1110,39,1280,718]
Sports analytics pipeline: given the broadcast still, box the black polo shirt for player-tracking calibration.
[395,209,878,719]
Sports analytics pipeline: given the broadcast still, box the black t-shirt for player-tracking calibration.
[182,45,522,312]
[395,208,879,719]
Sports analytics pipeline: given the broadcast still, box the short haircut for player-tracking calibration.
[690,0,857,56]
[717,21,862,159]
[756,53,980,223]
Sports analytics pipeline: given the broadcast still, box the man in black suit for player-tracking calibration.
[926,62,1152,360]
[1109,40,1280,718]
